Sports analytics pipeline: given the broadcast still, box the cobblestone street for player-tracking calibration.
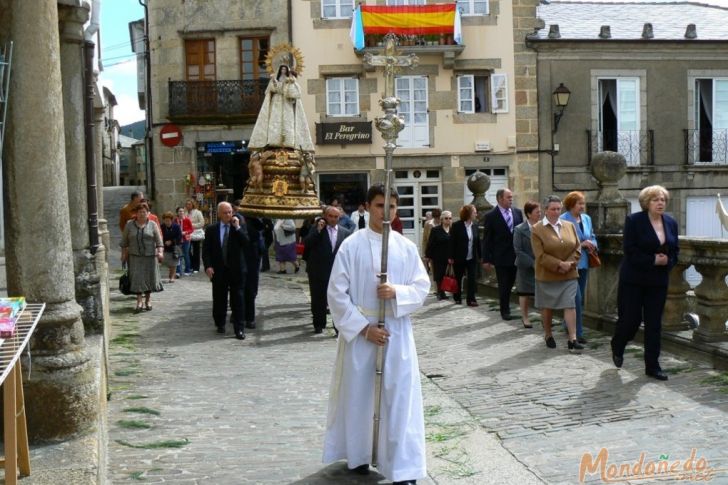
[105,261,728,484]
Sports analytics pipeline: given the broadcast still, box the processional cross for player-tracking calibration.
[363,33,418,468]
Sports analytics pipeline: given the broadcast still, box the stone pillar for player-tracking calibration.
[59,1,104,334]
[663,261,691,331]
[3,0,98,440]
[466,170,492,226]
[693,261,728,343]
[588,151,630,234]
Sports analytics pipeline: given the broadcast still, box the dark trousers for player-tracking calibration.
[190,240,202,272]
[611,282,667,372]
[261,243,272,271]
[308,276,329,330]
[495,265,517,317]
[454,258,477,303]
[212,274,245,333]
[244,264,260,324]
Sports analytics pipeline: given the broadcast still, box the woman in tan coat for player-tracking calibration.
[531,195,584,353]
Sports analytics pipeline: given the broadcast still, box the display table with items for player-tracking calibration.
[0,298,45,484]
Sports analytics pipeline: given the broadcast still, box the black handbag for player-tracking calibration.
[119,270,132,295]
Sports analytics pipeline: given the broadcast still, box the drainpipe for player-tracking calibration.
[83,0,102,254]
[288,0,293,43]
[139,0,155,199]
[84,40,100,254]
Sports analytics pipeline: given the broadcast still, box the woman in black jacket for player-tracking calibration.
[611,185,679,381]
[425,210,453,300]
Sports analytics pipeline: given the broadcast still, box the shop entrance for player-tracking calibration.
[317,172,369,216]
[393,169,441,250]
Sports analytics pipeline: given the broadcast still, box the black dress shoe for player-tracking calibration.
[393,481,417,485]
[568,339,584,354]
[467,301,479,307]
[646,369,668,381]
[454,299,462,305]
[577,336,588,344]
[610,340,623,368]
[245,321,256,329]
[216,326,225,334]
[350,464,370,475]
[314,328,323,334]
[235,330,246,340]
[545,336,556,348]
[501,314,513,321]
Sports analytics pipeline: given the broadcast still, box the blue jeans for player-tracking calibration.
[177,240,192,274]
[574,268,589,338]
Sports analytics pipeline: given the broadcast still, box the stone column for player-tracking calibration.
[693,261,728,343]
[588,151,630,234]
[662,261,691,331]
[3,0,98,440]
[59,1,104,334]
[467,170,492,226]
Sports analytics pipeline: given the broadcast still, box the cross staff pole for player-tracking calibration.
[364,33,418,468]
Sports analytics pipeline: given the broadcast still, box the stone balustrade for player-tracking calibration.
[585,234,728,344]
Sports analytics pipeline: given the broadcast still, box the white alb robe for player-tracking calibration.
[323,228,430,482]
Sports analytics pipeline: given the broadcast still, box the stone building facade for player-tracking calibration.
[529,0,728,251]
[139,0,543,251]
[141,0,291,223]
[294,0,541,248]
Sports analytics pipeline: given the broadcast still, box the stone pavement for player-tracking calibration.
[104,264,728,484]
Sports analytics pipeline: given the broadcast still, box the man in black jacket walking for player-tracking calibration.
[202,202,250,340]
[482,188,523,320]
[303,206,352,333]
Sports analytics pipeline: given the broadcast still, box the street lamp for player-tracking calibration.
[552,83,571,133]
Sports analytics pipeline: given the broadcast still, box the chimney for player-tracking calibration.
[599,25,611,39]
[642,23,654,39]
[685,24,697,39]
[548,24,561,39]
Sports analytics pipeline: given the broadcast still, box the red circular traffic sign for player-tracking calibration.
[160,123,182,147]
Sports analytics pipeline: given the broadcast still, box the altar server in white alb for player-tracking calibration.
[323,184,430,485]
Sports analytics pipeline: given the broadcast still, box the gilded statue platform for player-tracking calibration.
[239,147,321,219]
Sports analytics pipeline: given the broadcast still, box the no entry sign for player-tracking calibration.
[160,123,182,147]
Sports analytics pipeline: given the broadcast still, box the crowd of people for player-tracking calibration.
[118,182,678,485]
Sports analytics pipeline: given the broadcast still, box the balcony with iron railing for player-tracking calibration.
[684,129,728,165]
[587,129,654,167]
[167,79,267,124]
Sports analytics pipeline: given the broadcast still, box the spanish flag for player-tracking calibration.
[361,4,457,36]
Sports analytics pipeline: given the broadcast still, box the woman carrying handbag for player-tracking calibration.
[425,210,455,300]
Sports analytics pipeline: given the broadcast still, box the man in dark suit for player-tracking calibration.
[202,202,250,340]
[233,200,263,331]
[303,206,352,334]
[451,204,483,306]
[482,188,524,320]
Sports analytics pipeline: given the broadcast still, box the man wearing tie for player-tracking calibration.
[202,202,250,340]
[303,206,352,334]
[483,188,524,320]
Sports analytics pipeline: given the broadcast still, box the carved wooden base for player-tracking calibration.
[240,147,322,219]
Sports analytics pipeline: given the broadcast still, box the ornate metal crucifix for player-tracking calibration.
[363,33,418,468]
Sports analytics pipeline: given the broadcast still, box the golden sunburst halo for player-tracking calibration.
[265,43,305,77]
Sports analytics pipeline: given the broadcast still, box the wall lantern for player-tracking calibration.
[552,83,571,133]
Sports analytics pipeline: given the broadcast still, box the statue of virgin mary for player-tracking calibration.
[249,64,314,152]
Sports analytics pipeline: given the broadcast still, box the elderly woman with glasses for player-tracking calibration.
[425,210,454,300]
[531,195,583,353]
